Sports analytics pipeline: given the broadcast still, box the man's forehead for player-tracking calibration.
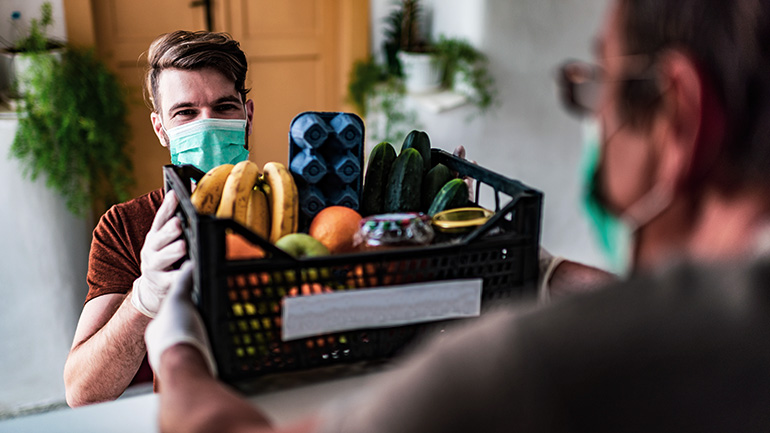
[157,68,240,111]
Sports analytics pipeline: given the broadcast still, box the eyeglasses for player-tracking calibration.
[556,60,604,116]
[556,58,658,117]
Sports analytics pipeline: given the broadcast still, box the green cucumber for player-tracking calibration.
[361,141,397,216]
[400,130,431,172]
[427,178,470,216]
[421,163,453,212]
[385,148,424,213]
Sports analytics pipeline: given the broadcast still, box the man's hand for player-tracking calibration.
[131,190,187,317]
[453,145,476,201]
[145,261,217,378]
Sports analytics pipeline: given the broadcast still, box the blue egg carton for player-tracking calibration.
[288,111,365,231]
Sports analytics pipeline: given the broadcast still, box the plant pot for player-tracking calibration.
[397,51,444,94]
[0,49,64,99]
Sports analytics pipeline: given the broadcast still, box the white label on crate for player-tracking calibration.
[281,278,483,341]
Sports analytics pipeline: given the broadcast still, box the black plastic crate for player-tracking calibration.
[163,148,542,386]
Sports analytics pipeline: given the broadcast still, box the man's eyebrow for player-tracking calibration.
[168,96,243,114]
[168,101,195,114]
[214,96,243,105]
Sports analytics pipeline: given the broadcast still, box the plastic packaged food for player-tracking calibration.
[354,212,435,250]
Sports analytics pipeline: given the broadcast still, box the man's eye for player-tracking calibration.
[174,109,197,117]
[216,104,240,112]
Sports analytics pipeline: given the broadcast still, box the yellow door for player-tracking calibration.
[65,0,368,198]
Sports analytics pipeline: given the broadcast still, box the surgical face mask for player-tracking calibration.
[579,119,673,276]
[580,119,632,275]
[163,117,249,174]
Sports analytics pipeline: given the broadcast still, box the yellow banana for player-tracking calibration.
[262,162,299,243]
[246,182,270,240]
[217,160,260,226]
[190,164,235,215]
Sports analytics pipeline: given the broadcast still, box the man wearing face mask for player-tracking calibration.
[143,1,770,431]
[63,30,254,407]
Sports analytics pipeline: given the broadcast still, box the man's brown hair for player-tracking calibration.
[144,30,249,113]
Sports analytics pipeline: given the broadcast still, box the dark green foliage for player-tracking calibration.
[348,58,387,116]
[11,47,134,216]
[434,36,497,111]
[11,2,63,53]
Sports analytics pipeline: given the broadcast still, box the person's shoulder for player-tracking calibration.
[96,188,164,230]
[525,256,770,350]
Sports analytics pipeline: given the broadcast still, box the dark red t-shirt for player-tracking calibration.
[86,188,164,385]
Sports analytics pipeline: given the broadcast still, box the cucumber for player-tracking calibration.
[427,178,470,216]
[400,130,431,172]
[361,141,397,216]
[385,148,424,213]
[421,163,453,212]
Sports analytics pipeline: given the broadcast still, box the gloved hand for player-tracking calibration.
[453,145,476,202]
[131,189,187,318]
[145,261,217,378]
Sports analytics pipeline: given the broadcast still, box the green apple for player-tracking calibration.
[275,233,330,258]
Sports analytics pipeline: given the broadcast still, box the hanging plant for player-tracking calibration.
[11,47,134,217]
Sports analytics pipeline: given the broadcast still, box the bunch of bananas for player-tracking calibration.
[190,160,299,243]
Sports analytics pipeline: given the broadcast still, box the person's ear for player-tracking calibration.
[245,99,255,139]
[653,50,723,192]
[151,111,169,148]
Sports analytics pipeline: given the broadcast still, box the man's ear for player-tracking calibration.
[245,99,255,139]
[151,111,169,148]
[654,50,723,192]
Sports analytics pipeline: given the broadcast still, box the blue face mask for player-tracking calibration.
[164,117,250,174]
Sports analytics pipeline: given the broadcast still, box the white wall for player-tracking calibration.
[369,0,611,268]
[0,0,82,417]
[0,118,90,416]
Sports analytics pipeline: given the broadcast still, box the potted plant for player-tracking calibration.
[347,0,498,143]
[433,36,497,112]
[0,2,65,99]
[9,4,134,217]
[390,0,443,94]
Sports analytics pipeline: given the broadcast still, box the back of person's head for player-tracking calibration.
[617,0,770,192]
[144,30,249,113]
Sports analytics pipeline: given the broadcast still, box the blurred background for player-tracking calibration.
[0,0,608,417]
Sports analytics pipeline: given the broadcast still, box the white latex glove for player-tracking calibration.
[131,189,187,318]
[538,246,565,304]
[145,261,217,378]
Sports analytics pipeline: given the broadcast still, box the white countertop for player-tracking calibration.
[0,363,390,433]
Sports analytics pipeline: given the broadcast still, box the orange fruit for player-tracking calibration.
[226,232,265,260]
[308,206,363,254]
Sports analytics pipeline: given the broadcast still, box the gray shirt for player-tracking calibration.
[317,257,770,432]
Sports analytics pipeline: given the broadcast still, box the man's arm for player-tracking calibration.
[157,345,276,433]
[63,292,150,407]
[146,262,319,433]
[64,190,186,406]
